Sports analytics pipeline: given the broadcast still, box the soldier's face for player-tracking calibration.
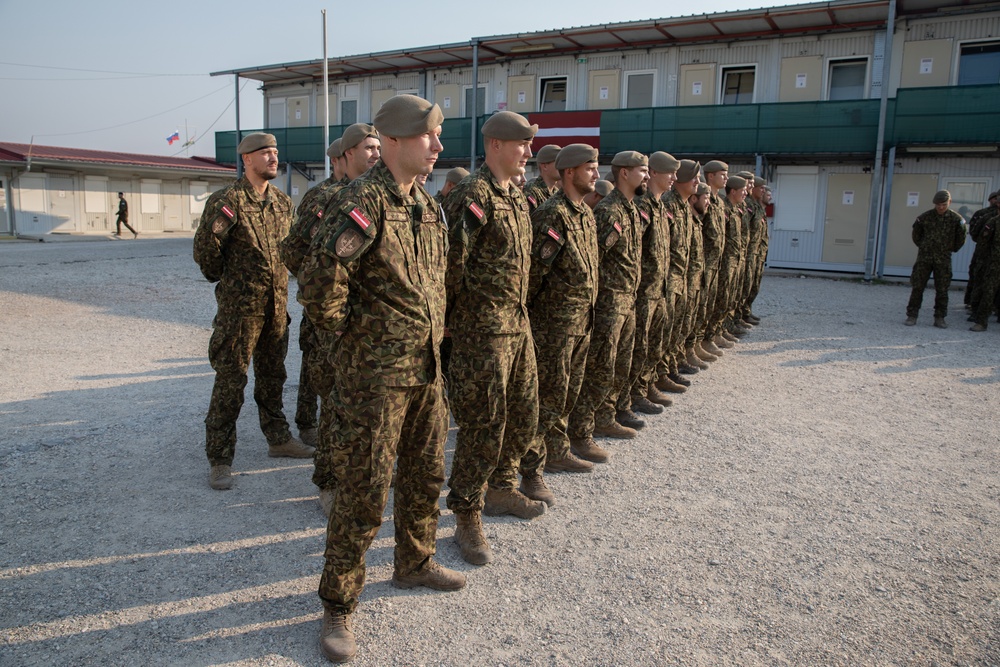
[935,201,950,214]
[568,162,600,195]
[495,139,533,179]
[394,127,443,178]
[347,137,380,176]
[244,148,279,181]
[624,166,649,196]
[729,188,747,204]
[707,170,728,189]
[649,170,676,192]
[692,193,710,215]
[584,192,604,209]
[675,177,699,199]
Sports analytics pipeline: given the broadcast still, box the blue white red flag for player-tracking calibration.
[166,131,180,145]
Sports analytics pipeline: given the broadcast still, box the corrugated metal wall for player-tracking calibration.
[902,11,1000,42]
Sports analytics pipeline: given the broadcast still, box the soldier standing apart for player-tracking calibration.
[567,151,649,456]
[193,133,313,491]
[296,96,465,663]
[904,190,966,328]
[522,144,562,213]
[114,192,138,238]
[517,144,603,499]
[445,111,543,567]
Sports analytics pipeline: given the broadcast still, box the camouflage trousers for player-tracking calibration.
[568,295,635,439]
[972,260,1000,327]
[205,312,292,466]
[683,286,703,347]
[318,379,447,616]
[446,331,538,514]
[906,253,953,319]
[310,330,342,491]
[626,294,666,405]
[294,313,319,431]
[710,259,739,335]
[520,329,591,476]
[697,268,720,340]
[657,290,686,379]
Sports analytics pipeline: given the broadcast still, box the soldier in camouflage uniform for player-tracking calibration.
[687,182,718,369]
[626,151,678,411]
[964,191,998,311]
[738,176,769,326]
[435,167,469,208]
[657,160,700,382]
[445,112,544,567]
[284,125,380,516]
[522,144,561,213]
[904,190,967,328]
[567,151,649,457]
[296,96,465,664]
[717,176,748,342]
[193,133,313,491]
[517,144,602,491]
[699,161,731,357]
[970,205,1000,331]
[682,169,708,373]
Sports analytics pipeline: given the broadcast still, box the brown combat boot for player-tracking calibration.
[656,375,687,394]
[702,339,724,356]
[745,313,761,324]
[970,323,987,332]
[646,385,673,407]
[722,330,739,343]
[933,317,948,329]
[320,609,357,663]
[392,560,466,591]
[454,510,493,565]
[686,347,709,370]
[209,464,233,490]
[519,474,556,506]
[268,435,315,458]
[545,451,594,473]
[631,396,663,415]
[615,409,646,430]
[484,487,546,519]
[570,437,611,463]
[299,426,318,447]
[694,342,718,362]
[713,333,734,349]
[593,420,637,439]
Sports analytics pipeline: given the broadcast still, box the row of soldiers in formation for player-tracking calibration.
[192,97,770,663]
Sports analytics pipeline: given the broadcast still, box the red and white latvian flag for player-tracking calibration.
[527,111,601,153]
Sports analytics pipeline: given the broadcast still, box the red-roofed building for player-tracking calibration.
[0,142,235,236]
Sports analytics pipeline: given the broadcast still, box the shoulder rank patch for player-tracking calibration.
[327,207,377,262]
[212,201,237,236]
[603,222,622,249]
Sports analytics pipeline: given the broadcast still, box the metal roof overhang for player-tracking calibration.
[18,158,234,178]
[210,0,997,85]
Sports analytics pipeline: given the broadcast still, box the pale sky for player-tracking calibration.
[1,0,784,158]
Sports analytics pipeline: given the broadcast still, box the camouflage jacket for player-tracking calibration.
[687,208,706,292]
[662,189,693,295]
[526,191,599,336]
[701,192,727,282]
[280,175,349,275]
[593,187,643,310]
[912,208,966,257]
[720,197,746,272]
[445,164,533,334]
[193,176,292,325]
[634,190,671,299]
[745,197,769,260]
[968,205,999,243]
[296,160,447,387]
[523,176,555,213]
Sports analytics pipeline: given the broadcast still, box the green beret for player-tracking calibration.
[611,151,648,167]
[736,170,755,179]
[481,111,538,141]
[696,183,711,196]
[933,190,951,204]
[535,144,562,164]
[373,95,444,138]
[703,160,729,174]
[649,152,680,172]
[446,167,470,185]
[727,175,748,190]
[594,180,613,197]
[753,176,766,187]
[326,138,343,160]
[237,132,277,155]
[341,123,379,152]
[989,191,998,200]
[677,159,701,182]
[555,143,598,170]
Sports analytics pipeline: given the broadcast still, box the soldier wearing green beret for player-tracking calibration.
[625,151,678,412]
[905,190,966,328]
[717,175,749,342]
[695,160,731,359]
[515,144,603,497]
[740,176,770,327]
[567,150,649,458]
[523,144,561,213]
[296,94,465,663]
[193,133,313,492]
[444,111,544,566]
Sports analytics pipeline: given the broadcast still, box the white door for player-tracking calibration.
[48,175,78,233]
[162,182,183,231]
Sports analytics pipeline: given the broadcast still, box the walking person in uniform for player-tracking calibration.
[114,192,138,238]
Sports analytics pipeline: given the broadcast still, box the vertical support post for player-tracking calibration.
[470,39,479,171]
[235,74,243,179]
[322,9,330,180]
[864,0,896,281]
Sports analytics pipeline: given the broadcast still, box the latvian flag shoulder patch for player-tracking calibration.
[221,204,235,219]
[349,208,371,229]
[468,202,485,220]
[546,227,561,241]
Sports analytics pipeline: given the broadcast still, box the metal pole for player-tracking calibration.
[863,0,896,281]
[322,9,330,180]
[470,39,479,171]
[235,74,243,179]
[876,145,897,279]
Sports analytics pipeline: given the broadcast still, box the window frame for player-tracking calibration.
[719,65,757,105]
[622,69,656,109]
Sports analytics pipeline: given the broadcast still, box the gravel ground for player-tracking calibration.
[0,235,998,667]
